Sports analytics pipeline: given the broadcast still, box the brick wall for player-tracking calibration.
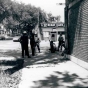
[68,0,88,62]
[66,0,75,4]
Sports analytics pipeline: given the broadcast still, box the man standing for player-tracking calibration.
[20,31,31,58]
[58,33,64,51]
[30,32,35,56]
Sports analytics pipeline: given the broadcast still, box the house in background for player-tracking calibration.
[0,24,7,34]
[41,21,65,42]
[0,24,7,39]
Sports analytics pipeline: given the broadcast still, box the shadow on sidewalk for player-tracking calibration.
[1,47,88,88]
[4,65,23,74]
[31,71,88,88]
[0,46,69,74]
[23,47,69,67]
[0,50,24,74]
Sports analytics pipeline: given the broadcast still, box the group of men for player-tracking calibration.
[19,31,65,58]
[19,31,40,58]
[58,33,65,51]
[50,33,65,53]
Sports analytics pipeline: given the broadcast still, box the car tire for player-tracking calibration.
[3,38,5,40]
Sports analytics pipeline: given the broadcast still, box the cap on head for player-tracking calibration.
[23,31,27,34]
[60,33,62,36]
[32,29,35,34]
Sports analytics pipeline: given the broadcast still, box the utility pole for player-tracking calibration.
[38,9,39,29]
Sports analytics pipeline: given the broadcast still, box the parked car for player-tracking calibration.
[13,36,20,42]
[0,35,11,40]
[0,35,5,40]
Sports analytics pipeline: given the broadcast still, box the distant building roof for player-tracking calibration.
[41,22,64,28]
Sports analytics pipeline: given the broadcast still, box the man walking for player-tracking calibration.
[35,34,40,53]
[20,31,31,58]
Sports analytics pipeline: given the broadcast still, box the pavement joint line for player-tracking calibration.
[71,60,88,71]
[26,66,55,69]
[25,64,60,69]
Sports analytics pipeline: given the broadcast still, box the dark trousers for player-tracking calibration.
[21,44,29,57]
[36,43,40,52]
[50,41,56,53]
[30,43,35,56]
[58,41,63,51]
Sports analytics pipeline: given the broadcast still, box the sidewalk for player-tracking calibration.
[18,41,88,88]
[0,40,88,88]
[19,62,88,88]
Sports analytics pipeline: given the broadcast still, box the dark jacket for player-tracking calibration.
[58,36,64,42]
[30,33,35,45]
[20,34,29,45]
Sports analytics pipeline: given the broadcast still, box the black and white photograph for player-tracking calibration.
[0,0,88,88]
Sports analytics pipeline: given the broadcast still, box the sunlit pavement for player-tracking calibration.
[0,40,88,88]
[0,39,19,51]
[18,40,88,88]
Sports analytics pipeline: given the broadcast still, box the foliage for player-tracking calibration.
[0,0,48,33]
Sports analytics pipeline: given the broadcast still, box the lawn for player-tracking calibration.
[0,66,22,88]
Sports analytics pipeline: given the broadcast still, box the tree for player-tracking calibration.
[0,0,48,34]
[0,0,12,22]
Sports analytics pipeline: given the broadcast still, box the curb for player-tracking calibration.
[0,57,24,67]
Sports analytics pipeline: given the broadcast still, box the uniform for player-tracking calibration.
[20,31,30,58]
[30,33,35,56]
[58,34,64,51]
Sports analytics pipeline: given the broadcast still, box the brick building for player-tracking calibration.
[65,0,88,70]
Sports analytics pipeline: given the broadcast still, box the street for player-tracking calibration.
[0,40,21,59]
[0,40,88,88]
[0,40,51,58]
[0,40,21,50]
